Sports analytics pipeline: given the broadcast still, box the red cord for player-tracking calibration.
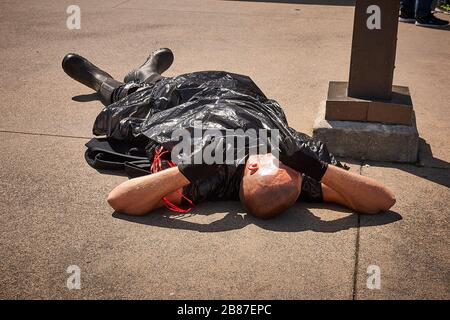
[151,146,195,214]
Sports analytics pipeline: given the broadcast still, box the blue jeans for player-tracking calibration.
[400,0,433,18]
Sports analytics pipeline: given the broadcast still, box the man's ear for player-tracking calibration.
[248,163,258,175]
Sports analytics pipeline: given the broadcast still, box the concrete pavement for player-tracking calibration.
[0,0,449,299]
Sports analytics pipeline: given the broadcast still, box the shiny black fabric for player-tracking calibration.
[111,82,142,103]
[90,71,346,203]
[298,175,324,203]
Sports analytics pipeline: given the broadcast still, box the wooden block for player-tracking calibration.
[325,81,368,121]
[325,81,414,125]
[366,85,413,125]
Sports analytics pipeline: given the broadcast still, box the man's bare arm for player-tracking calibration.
[107,167,190,215]
[321,165,396,214]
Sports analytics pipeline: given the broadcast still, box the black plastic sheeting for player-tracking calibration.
[87,71,345,203]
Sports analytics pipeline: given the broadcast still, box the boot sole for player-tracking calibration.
[399,17,416,23]
[415,21,449,28]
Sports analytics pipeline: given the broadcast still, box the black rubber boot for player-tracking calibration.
[62,53,123,104]
[123,48,174,84]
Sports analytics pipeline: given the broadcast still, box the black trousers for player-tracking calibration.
[111,75,164,103]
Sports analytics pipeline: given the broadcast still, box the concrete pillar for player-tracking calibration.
[348,0,400,100]
[313,0,419,163]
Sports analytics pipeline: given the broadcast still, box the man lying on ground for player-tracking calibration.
[62,48,396,219]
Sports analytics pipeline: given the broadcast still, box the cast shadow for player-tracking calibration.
[112,201,402,233]
[416,23,450,32]
[95,168,129,177]
[72,92,102,103]
[225,0,355,6]
[364,138,450,189]
[417,138,450,169]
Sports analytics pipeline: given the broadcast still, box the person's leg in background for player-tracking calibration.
[415,0,434,17]
[399,0,449,27]
[399,0,417,22]
[415,0,449,26]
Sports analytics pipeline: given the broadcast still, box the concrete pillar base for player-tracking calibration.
[325,81,414,125]
[312,102,419,163]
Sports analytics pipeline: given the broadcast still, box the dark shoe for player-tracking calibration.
[416,14,449,27]
[123,48,174,84]
[399,11,416,23]
[62,53,122,104]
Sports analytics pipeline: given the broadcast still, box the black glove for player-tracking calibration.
[278,142,328,181]
[177,135,239,183]
[178,161,223,183]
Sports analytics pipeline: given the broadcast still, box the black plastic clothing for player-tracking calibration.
[87,71,346,204]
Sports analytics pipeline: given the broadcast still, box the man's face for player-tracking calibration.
[240,153,302,218]
[244,153,281,178]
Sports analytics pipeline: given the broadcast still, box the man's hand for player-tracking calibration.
[278,141,328,181]
[107,166,190,215]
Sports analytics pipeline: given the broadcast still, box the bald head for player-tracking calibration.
[239,154,302,219]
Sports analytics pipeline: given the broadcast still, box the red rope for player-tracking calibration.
[151,146,195,214]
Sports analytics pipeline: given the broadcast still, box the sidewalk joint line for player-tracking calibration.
[352,213,361,300]
[113,0,130,9]
[351,162,364,300]
[0,130,91,140]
